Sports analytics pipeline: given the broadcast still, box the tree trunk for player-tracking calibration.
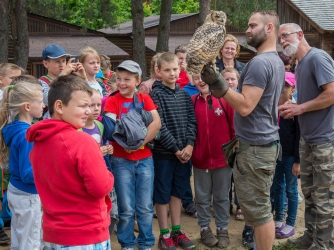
[199,0,211,26]
[131,0,147,79]
[156,0,172,53]
[0,0,10,63]
[10,0,29,69]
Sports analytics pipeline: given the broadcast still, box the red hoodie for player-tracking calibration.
[26,119,114,246]
[191,94,235,169]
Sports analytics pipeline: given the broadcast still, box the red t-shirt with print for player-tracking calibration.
[104,92,157,160]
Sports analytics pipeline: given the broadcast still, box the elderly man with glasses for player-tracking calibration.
[278,23,334,250]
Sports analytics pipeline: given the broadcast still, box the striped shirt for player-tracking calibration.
[150,81,197,159]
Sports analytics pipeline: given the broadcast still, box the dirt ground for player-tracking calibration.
[0,180,306,250]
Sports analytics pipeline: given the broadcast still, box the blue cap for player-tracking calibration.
[42,44,69,60]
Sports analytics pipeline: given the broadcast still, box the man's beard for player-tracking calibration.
[282,40,299,57]
[247,27,267,49]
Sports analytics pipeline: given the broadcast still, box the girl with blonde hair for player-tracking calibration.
[0,81,44,249]
[79,46,108,96]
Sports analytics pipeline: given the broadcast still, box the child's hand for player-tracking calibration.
[106,145,113,155]
[100,146,109,156]
[180,145,193,162]
[72,63,87,80]
[62,58,78,75]
[180,61,187,71]
[292,163,300,176]
[175,150,187,164]
[124,148,138,153]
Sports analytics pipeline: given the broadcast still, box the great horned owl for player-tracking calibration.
[186,10,227,75]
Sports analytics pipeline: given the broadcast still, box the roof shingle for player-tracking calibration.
[99,13,197,34]
[290,0,334,31]
[29,36,129,59]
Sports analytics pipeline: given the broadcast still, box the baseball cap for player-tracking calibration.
[42,44,69,60]
[116,60,142,77]
[285,72,296,87]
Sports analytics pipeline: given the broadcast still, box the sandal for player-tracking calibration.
[235,208,244,221]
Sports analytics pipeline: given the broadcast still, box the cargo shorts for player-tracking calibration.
[233,143,279,226]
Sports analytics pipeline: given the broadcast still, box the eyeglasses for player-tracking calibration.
[277,31,298,43]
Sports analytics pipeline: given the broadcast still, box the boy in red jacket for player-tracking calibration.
[26,75,114,249]
[191,73,235,248]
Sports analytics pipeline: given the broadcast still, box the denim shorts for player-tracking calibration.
[233,144,279,226]
[153,158,191,204]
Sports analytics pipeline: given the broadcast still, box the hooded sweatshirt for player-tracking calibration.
[2,120,37,194]
[150,81,197,159]
[191,94,235,169]
[26,119,113,246]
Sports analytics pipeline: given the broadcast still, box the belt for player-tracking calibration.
[250,140,280,147]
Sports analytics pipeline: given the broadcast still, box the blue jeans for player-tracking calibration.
[111,156,155,249]
[273,156,298,226]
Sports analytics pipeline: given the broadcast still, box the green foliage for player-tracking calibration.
[27,0,275,31]
[212,0,277,30]
[27,0,200,30]
[27,0,118,30]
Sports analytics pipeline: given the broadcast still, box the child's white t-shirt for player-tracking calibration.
[88,81,103,96]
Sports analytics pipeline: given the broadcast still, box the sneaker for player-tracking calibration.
[171,230,195,249]
[287,233,313,249]
[275,223,284,233]
[200,227,218,247]
[217,228,229,248]
[184,204,197,218]
[242,228,255,249]
[276,226,295,239]
[0,229,10,244]
[158,234,176,250]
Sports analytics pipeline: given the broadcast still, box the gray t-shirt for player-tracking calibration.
[234,51,285,145]
[296,48,334,145]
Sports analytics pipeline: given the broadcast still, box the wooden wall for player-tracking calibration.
[145,15,199,35]
[323,33,334,57]
[277,0,315,33]
[105,35,154,77]
[27,14,98,36]
[277,0,334,58]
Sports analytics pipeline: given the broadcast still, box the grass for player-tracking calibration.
[272,242,297,250]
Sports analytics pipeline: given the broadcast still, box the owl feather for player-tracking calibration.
[187,11,227,75]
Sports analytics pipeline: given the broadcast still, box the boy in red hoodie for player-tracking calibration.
[26,75,114,249]
[191,73,235,248]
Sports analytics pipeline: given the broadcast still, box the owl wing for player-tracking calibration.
[188,23,225,54]
[187,23,226,74]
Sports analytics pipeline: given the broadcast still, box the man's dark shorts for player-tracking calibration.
[153,158,191,204]
[233,144,279,226]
